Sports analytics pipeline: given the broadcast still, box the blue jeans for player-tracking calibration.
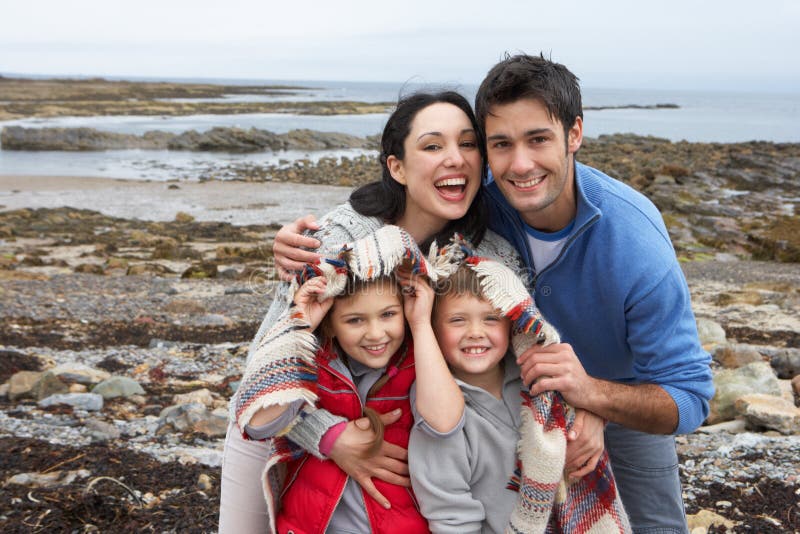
[605,424,689,534]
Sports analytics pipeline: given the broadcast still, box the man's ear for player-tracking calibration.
[567,116,583,155]
[386,155,406,185]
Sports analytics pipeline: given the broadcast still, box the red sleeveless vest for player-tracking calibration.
[276,342,429,534]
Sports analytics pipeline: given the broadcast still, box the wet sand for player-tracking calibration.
[0,174,352,226]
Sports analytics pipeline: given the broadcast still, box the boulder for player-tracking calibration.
[734,394,800,434]
[707,361,783,424]
[51,363,111,385]
[85,419,122,442]
[695,318,727,350]
[686,509,735,532]
[126,263,176,276]
[39,393,104,411]
[6,469,92,488]
[173,388,215,408]
[31,371,69,400]
[793,375,800,398]
[768,347,800,379]
[7,370,43,401]
[181,262,218,279]
[157,402,228,437]
[92,376,146,399]
[713,344,763,369]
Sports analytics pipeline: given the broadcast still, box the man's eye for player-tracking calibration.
[491,141,509,149]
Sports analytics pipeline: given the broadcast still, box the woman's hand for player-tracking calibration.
[293,277,334,330]
[273,214,323,281]
[395,269,434,329]
[564,408,606,480]
[328,409,410,509]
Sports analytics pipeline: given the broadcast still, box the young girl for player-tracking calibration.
[232,226,462,533]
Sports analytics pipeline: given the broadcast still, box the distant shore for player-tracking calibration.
[0,76,680,121]
[0,76,391,120]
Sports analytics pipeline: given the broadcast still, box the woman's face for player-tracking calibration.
[388,102,482,240]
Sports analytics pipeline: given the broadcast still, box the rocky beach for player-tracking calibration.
[1,77,799,533]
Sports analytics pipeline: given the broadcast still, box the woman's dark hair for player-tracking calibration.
[349,91,488,249]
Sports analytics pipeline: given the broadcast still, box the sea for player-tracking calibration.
[0,77,798,182]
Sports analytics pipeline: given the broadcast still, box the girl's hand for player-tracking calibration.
[396,269,434,329]
[293,277,334,330]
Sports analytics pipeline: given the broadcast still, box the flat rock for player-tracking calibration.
[92,376,146,399]
[734,393,800,435]
[39,392,104,411]
[708,362,783,424]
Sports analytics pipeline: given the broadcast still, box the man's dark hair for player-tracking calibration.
[349,90,487,249]
[475,53,583,138]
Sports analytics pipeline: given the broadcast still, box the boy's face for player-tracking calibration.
[328,279,405,369]
[433,293,511,383]
[484,97,583,232]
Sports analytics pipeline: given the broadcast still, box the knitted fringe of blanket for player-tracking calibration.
[459,253,631,534]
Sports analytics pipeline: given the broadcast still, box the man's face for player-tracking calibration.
[484,98,583,232]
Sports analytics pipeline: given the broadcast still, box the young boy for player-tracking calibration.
[408,258,631,533]
[408,263,522,533]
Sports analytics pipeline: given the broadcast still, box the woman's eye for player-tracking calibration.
[423,144,441,151]
[382,311,397,318]
[460,140,477,148]
[345,317,362,324]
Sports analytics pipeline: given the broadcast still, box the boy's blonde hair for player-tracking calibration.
[433,264,488,313]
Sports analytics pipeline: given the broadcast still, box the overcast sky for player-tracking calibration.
[1,0,797,92]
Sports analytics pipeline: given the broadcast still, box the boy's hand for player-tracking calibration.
[293,277,334,330]
[565,408,605,480]
[328,409,410,509]
[273,214,323,281]
[395,269,434,329]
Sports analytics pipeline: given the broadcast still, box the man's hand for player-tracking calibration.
[565,409,605,480]
[328,409,410,509]
[517,342,597,409]
[273,215,323,281]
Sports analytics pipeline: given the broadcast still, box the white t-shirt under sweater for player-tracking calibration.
[524,220,574,274]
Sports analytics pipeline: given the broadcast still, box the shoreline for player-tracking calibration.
[0,174,352,226]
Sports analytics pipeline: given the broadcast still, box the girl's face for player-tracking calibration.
[433,293,510,383]
[328,279,406,369]
[388,102,482,239]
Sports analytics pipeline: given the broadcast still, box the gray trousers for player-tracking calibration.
[605,424,689,534]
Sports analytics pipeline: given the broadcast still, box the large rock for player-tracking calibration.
[768,347,800,379]
[713,344,763,369]
[1,125,371,153]
[7,370,43,401]
[92,376,145,399]
[734,394,800,434]
[51,363,111,385]
[31,371,69,400]
[173,388,215,408]
[6,469,92,488]
[39,393,103,411]
[707,362,783,424]
[695,318,727,350]
[157,402,228,437]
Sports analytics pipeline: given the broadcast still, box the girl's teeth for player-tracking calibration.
[464,347,488,354]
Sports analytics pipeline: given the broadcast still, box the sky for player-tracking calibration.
[1,0,798,92]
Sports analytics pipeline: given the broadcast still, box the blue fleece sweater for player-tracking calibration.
[485,162,714,434]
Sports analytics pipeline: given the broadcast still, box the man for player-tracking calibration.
[269,54,714,533]
[473,53,713,533]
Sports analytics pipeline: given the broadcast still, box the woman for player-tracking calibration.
[219,91,524,532]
